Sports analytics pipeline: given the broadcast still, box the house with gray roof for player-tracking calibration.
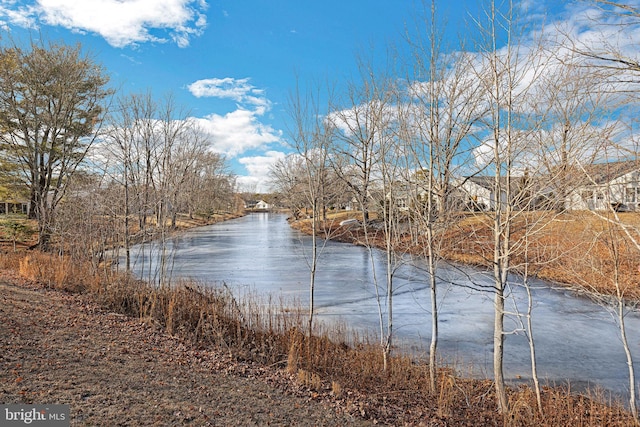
[565,160,640,211]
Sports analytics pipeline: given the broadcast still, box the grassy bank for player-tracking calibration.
[291,210,640,301]
[0,211,244,252]
[0,249,635,426]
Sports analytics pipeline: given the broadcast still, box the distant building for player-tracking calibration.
[458,176,511,211]
[254,200,271,210]
[566,160,640,211]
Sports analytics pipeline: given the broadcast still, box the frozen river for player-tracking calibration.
[123,212,640,398]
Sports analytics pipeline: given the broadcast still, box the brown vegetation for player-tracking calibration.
[0,212,242,253]
[0,248,636,425]
[293,211,640,301]
[442,211,640,300]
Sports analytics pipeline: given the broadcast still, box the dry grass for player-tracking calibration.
[441,211,640,299]
[3,250,636,425]
[293,209,640,301]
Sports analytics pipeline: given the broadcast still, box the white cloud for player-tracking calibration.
[236,151,286,192]
[187,77,286,190]
[194,108,282,157]
[0,0,207,48]
[188,76,281,157]
[0,1,38,29]
[187,77,271,111]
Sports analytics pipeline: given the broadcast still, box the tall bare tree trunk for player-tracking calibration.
[427,234,438,393]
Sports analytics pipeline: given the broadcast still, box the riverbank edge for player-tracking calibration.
[0,211,636,425]
[0,271,372,426]
[286,214,639,306]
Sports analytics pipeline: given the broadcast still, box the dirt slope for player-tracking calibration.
[0,276,370,426]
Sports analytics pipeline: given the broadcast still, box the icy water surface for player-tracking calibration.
[123,212,640,398]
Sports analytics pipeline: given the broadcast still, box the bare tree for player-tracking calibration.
[375,79,409,372]
[570,1,640,81]
[329,59,411,370]
[102,91,232,283]
[567,159,640,421]
[180,151,234,218]
[327,59,405,370]
[282,79,342,339]
[270,155,310,219]
[559,5,640,419]
[101,91,160,272]
[153,95,209,230]
[403,0,486,392]
[52,170,114,268]
[530,46,619,211]
[469,0,548,414]
[327,58,388,224]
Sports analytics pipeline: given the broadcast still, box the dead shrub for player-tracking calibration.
[296,369,322,390]
[436,374,457,419]
[0,251,23,270]
[17,252,101,293]
[286,328,304,374]
[97,276,152,319]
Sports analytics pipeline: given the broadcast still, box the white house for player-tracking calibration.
[254,200,271,210]
[388,176,511,212]
[456,175,549,211]
[566,161,640,211]
[457,176,508,211]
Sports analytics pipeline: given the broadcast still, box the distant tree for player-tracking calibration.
[282,78,342,339]
[102,91,155,271]
[0,39,111,249]
[180,151,235,217]
[102,91,234,279]
[270,154,309,219]
[530,47,617,211]
[327,57,388,224]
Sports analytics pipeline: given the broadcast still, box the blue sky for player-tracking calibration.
[0,0,635,191]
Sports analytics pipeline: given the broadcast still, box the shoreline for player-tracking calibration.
[0,273,368,426]
[287,212,640,305]
[1,210,637,425]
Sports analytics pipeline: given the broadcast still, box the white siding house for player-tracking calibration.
[458,176,508,211]
[254,200,271,210]
[566,161,640,211]
[0,199,30,215]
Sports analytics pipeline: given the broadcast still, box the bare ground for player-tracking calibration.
[0,274,372,426]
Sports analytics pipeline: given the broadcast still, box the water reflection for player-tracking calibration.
[125,212,639,397]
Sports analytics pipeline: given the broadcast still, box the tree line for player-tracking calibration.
[0,40,237,262]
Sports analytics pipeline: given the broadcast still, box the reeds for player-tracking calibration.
[9,251,637,426]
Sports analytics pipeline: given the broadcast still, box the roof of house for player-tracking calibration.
[462,176,517,191]
[576,160,640,185]
[462,160,640,191]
